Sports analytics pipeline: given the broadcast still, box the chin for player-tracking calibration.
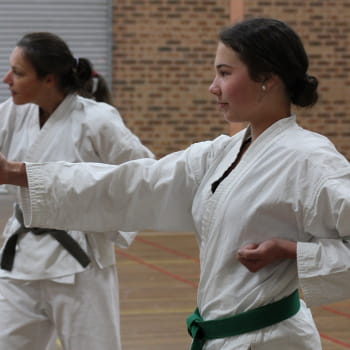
[225,113,246,124]
[224,115,240,124]
[12,97,29,105]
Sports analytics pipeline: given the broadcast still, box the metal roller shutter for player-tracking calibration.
[0,0,112,101]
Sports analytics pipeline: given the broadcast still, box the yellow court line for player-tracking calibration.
[118,259,197,265]
[121,308,194,316]
[139,231,194,237]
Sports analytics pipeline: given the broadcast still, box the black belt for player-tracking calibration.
[0,204,91,271]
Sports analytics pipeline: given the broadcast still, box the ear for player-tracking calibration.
[263,73,279,90]
[43,73,57,87]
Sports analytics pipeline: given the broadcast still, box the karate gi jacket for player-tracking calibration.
[298,238,350,306]
[0,94,153,280]
[21,116,350,349]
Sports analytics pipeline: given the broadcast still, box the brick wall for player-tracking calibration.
[112,0,350,159]
[112,0,230,157]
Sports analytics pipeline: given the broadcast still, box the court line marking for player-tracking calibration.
[320,333,350,349]
[121,308,194,316]
[135,236,199,262]
[116,248,197,288]
[320,305,350,319]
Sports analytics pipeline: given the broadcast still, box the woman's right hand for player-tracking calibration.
[0,152,10,184]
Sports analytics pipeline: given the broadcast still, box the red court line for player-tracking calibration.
[320,333,350,349]
[116,248,198,288]
[135,236,199,262]
[320,305,350,319]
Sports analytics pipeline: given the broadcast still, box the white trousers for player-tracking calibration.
[0,264,121,350]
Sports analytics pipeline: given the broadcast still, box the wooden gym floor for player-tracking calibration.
[0,193,349,349]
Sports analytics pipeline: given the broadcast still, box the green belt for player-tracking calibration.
[186,289,300,350]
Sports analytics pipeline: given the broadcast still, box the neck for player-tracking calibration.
[249,103,291,141]
[38,93,66,127]
[250,113,291,141]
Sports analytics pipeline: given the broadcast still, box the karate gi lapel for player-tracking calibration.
[25,94,77,162]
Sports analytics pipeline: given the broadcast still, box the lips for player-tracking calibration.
[218,102,228,109]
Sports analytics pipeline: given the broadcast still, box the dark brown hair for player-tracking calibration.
[219,18,318,107]
[17,32,93,95]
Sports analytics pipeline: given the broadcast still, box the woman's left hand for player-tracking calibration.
[236,238,297,272]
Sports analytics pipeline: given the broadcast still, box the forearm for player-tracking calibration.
[276,238,297,259]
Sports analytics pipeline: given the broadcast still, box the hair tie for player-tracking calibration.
[92,76,98,94]
[72,57,79,73]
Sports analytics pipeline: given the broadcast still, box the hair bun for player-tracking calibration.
[291,74,319,107]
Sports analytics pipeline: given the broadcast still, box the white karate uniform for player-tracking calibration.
[298,238,350,307]
[21,115,350,349]
[0,94,153,350]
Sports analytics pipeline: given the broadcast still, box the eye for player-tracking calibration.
[12,69,24,77]
[218,70,230,77]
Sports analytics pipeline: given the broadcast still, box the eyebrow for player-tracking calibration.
[216,64,233,69]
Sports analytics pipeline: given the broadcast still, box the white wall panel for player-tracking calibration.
[0,0,112,101]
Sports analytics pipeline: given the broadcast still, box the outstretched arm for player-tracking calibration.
[0,153,28,187]
[236,238,296,272]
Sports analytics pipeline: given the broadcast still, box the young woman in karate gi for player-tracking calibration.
[1,17,349,349]
[0,32,153,350]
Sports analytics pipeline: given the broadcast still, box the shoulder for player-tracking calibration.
[282,124,349,178]
[284,124,335,150]
[73,95,152,158]
[187,133,237,159]
[285,124,346,160]
[74,96,127,131]
[76,95,120,119]
[185,132,242,181]
[190,128,245,153]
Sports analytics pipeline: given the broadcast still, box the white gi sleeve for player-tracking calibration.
[20,138,224,234]
[299,170,350,306]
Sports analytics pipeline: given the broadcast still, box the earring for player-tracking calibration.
[261,84,267,91]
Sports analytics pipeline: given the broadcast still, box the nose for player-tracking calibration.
[3,71,12,85]
[209,79,220,96]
